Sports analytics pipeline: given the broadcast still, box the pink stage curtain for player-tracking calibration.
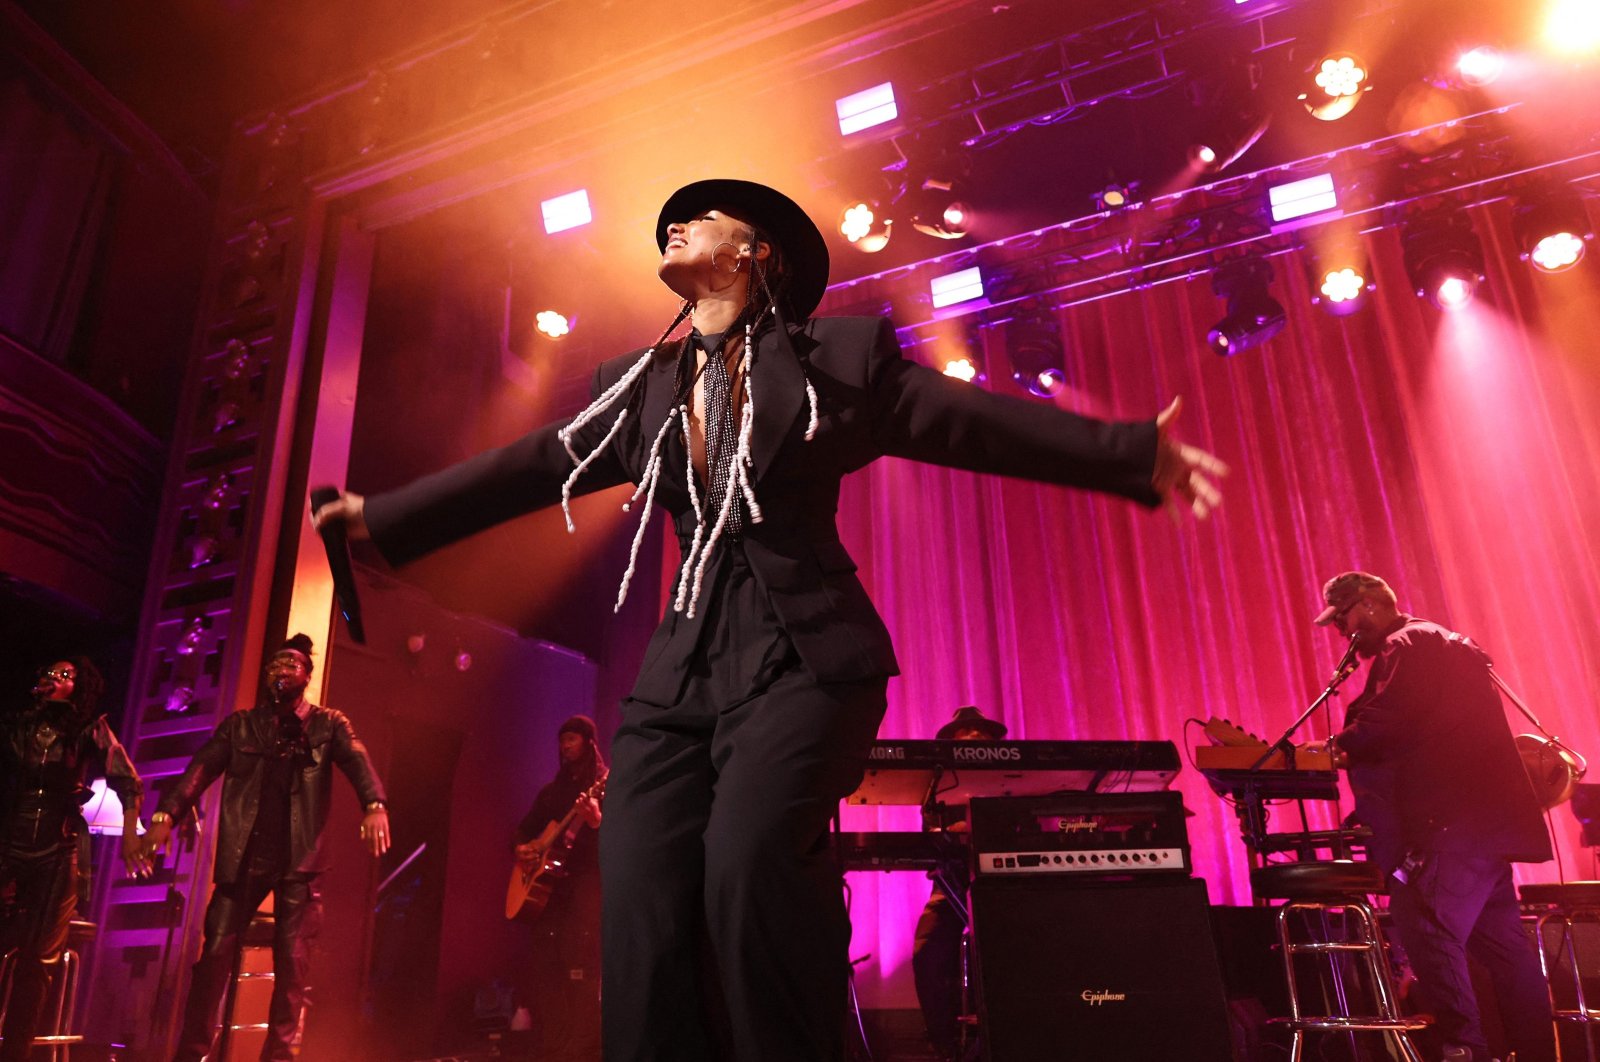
[836,199,1600,1005]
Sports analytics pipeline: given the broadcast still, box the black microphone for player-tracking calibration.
[310,486,366,645]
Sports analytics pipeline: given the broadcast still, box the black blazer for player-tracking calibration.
[365,315,1160,698]
[1336,617,1552,871]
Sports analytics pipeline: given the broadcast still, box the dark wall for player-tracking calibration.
[0,5,210,711]
[313,566,598,1059]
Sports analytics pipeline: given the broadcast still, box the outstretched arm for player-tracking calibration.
[1153,397,1227,520]
[863,317,1225,516]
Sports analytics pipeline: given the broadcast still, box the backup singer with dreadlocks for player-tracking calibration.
[313,178,1226,1062]
[1,656,145,1062]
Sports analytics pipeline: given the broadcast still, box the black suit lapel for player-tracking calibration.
[637,338,690,474]
[749,324,807,483]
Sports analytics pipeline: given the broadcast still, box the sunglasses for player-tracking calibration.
[38,668,76,682]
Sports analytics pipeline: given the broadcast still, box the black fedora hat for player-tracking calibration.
[656,179,831,321]
[936,705,1008,741]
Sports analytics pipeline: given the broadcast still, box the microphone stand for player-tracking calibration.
[1235,636,1360,869]
[1251,635,1361,772]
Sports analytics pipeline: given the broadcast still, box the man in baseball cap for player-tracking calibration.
[1307,574,1554,1062]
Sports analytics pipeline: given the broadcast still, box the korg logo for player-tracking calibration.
[1081,989,1127,1007]
[869,746,905,761]
[952,744,1020,763]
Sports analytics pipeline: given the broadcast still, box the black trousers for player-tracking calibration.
[1389,853,1555,1062]
[912,878,967,1060]
[0,845,78,1062]
[526,872,603,1062]
[172,868,321,1062]
[599,548,888,1062]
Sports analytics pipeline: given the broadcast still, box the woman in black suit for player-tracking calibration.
[314,178,1224,1061]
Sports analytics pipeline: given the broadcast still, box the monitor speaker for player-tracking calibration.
[971,876,1233,1061]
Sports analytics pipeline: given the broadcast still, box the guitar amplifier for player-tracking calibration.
[968,791,1191,877]
[971,876,1233,1061]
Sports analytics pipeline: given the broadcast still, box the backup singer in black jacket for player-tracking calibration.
[143,634,390,1062]
[1,656,145,1062]
[1307,572,1555,1062]
[314,178,1225,1061]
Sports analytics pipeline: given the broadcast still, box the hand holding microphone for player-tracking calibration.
[309,486,368,645]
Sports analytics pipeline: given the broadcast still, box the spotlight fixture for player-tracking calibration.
[908,177,973,240]
[1207,258,1286,356]
[541,189,592,234]
[1268,173,1340,229]
[535,310,572,339]
[1004,311,1067,398]
[1299,52,1370,122]
[836,82,898,135]
[1544,0,1600,57]
[839,200,892,253]
[1455,45,1506,87]
[1095,182,1135,212]
[1512,184,1593,274]
[1186,53,1270,172]
[930,266,985,310]
[1188,110,1270,173]
[1309,247,1374,317]
[1401,208,1485,309]
[943,357,979,383]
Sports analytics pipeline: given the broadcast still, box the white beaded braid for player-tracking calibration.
[558,261,823,617]
[612,410,682,612]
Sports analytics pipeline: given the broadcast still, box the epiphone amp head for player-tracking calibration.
[968,791,1192,877]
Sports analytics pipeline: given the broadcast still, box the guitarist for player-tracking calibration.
[513,714,605,1062]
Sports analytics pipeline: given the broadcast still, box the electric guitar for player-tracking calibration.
[505,770,607,924]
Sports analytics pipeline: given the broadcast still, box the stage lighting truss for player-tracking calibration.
[1513,183,1593,274]
[1401,207,1486,309]
[1207,257,1286,355]
[840,199,892,253]
[1003,311,1068,398]
[1300,52,1371,122]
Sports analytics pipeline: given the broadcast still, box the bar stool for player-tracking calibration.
[1519,880,1600,1062]
[0,920,95,1062]
[1251,860,1428,1062]
[215,912,277,1062]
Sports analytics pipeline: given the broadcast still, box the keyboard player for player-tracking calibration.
[914,705,1006,1062]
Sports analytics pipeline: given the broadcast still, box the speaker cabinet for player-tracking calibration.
[971,876,1233,1061]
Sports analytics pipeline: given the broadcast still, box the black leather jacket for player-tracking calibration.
[158,701,386,883]
[2,701,142,855]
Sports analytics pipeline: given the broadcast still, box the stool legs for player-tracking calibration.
[0,948,82,1062]
[1534,907,1600,1062]
[1275,900,1427,1062]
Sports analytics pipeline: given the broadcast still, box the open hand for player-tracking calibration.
[1152,397,1228,520]
[122,834,154,879]
[360,807,391,856]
